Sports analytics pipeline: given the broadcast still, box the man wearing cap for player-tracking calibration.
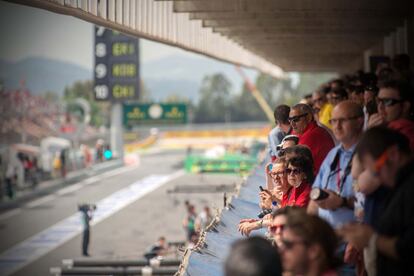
[276,135,299,158]
[268,105,292,161]
[289,103,334,172]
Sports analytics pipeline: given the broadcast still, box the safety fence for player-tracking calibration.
[50,258,181,276]
[179,162,266,276]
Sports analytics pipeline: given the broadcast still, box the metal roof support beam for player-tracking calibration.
[7,0,284,77]
[189,11,410,20]
[173,0,410,14]
[201,19,403,29]
[7,0,414,72]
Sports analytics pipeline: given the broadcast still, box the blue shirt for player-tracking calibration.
[312,144,356,228]
[268,126,285,158]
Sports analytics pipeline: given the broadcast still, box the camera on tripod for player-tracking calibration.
[78,203,97,213]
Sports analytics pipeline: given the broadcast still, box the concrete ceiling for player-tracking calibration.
[167,0,413,72]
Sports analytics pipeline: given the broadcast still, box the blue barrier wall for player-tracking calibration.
[185,164,267,276]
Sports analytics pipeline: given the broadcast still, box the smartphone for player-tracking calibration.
[259,185,264,191]
[268,163,273,171]
[366,100,377,115]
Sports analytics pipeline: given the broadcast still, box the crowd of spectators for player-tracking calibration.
[0,87,61,145]
[182,201,214,248]
[228,53,414,276]
[0,85,111,200]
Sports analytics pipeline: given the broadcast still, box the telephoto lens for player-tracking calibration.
[258,208,272,218]
[310,188,329,201]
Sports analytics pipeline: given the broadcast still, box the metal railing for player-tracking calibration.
[50,266,178,276]
[50,258,181,276]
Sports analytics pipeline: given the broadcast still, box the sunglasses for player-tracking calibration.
[376,97,404,107]
[286,168,301,175]
[269,224,285,233]
[288,113,308,123]
[270,171,285,178]
[328,115,361,125]
[281,238,306,250]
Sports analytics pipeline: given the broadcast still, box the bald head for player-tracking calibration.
[331,101,364,148]
[333,100,364,118]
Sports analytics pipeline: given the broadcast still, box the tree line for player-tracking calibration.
[60,72,336,126]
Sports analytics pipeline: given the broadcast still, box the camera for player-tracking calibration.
[258,208,272,219]
[78,203,97,213]
[310,188,329,201]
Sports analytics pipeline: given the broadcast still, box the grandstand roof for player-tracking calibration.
[9,0,414,73]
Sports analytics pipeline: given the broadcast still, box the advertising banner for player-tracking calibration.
[123,103,187,126]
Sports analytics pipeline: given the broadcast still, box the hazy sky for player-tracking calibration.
[0,1,202,69]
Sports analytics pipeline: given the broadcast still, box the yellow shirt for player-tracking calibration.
[319,103,333,129]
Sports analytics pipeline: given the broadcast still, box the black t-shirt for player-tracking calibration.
[363,186,390,231]
[377,160,414,276]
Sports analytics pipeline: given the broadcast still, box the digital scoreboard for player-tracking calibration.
[94,26,140,101]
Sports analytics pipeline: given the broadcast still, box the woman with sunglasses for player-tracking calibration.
[282,156,314,208]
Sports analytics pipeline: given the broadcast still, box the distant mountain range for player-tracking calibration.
[0,55,255,103]
[141,55,256,86]
[0,57,92,97]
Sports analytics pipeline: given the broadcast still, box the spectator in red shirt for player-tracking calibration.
[289,104,335,173]
[282,157,313,208]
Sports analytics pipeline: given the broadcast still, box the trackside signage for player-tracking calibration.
[123,103,187,126]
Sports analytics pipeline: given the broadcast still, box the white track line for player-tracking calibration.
[59,165,140,193]
[0,170,185,276]
[0,164,140,221]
